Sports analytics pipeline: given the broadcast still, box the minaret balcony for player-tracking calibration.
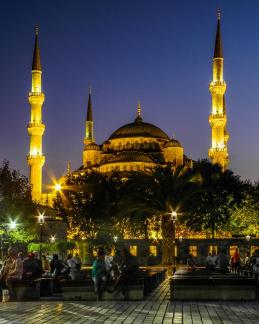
[209,147,227,152]
[209,81,226,94]
[27,154,45,167]
[208,114,226,127]
[28,92,45,105]
[27,123,45,136]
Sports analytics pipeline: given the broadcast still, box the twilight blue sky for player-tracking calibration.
[0,0,259,185]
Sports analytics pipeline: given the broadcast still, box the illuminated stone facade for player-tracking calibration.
[208,11,229,170]
[80,100,188,175]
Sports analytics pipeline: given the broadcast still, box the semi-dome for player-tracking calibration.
[109,119,169,140]
[164,138,182,148]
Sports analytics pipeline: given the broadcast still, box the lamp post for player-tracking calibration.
[171,211,177,274]
[38,214,45,260]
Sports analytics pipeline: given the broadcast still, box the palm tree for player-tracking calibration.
[118,165,201,264]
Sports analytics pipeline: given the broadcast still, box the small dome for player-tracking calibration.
[164,138,182,148]
[109,120,169,140]
[85,142,100,150]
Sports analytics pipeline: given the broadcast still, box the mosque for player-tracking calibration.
[26,12,228,205]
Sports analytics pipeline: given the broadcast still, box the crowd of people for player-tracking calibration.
[0,247,83,300]
[204,248,259,273]
[186,248,259,274]
[0,245,139,301]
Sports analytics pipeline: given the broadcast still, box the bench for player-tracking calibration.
[170,270,256,301]
[61,269,167,301]
[13,280,40,301]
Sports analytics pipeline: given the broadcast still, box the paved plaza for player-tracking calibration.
[0,280,258,323]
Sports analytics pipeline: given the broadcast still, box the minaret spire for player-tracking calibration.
[208,10,229,170]
[32,25,42,71]
[214,9,223,59]
[27,26,46,201]
[86,87,93,122]
[83,87,94,145]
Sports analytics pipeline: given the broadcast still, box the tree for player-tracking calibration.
[54,171,125,241]
[0,160,37,246]
[228,193,259,236]
[186,160,247,238]
[118,165,201,264]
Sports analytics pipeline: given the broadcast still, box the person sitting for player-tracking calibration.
[111,248,139,298]
[1,247,23,299]
[67,254,76,270]
[70,263,84,280]
[73,253,82,266]
[50,254,64,278]
[187,253,196,271]
[244,251,251,270]
[216,248,230,273]
[92,247,107,301]
[42,255,50,273]
[252,258,259,274]
[206,253,213,270]
[23,252,42,280]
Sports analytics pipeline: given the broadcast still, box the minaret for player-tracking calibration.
[83,88,94,146]
[83,88,100,167]
[208,10,229,170]
[27,26,45,201]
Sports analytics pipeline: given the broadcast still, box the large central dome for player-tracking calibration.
[109,117,169,140]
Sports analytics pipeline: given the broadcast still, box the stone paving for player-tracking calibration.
[0,279,258,323]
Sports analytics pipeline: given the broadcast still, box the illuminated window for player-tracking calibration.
[229,245,238,257]
[208,245,218,254]
[149,246,157,256]
[129,245,137,256]
[173,246,178,257]
[189,245,197,256]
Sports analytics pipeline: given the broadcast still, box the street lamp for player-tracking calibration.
[54,183,62,192]
[38,214,45,260]
[113,235,118,243]
[50,235,56,243]
[8,219,17,230]
[171,211,177,274]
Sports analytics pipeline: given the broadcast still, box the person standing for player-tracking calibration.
[92,248,107,301]
[231,248,241,273]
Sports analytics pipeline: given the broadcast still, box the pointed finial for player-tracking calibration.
[172,133,176,139]
[35,24,39,35]
[89,86,92,95]
[137,102,141,117]
[217,8,221,20]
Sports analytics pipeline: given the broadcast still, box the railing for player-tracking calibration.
[27,122,44,128]
[29,92,44,96]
